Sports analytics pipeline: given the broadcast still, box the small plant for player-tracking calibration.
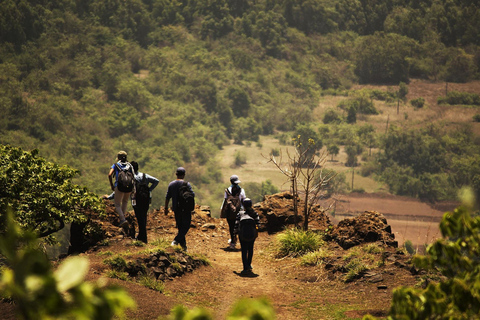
[104,256,128,271]
[473,114,480,122]
[271,148,280,156]
[276,229,324,258]
[171,262,183,272]
[97,251,114,257]
[344,258,368,282]
[191,253,211,266]
[363,243,384,254]
[150,238,170,248]
[300,248,331,266]
[138,275,165,292]
[106,270,130,281]
[403,240,416,255]
[127,240,146,247]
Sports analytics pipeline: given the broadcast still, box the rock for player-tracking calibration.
[377,285,388,290]
[329,211,398,249]
[202,223,216,229]
[369,274,384,283]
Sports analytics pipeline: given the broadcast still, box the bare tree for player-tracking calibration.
[266,138,337,230]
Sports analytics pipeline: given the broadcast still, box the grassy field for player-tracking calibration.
[204,80,480,212]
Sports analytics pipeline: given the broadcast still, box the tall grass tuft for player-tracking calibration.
[300,248,331,266]
[276,228,324,258]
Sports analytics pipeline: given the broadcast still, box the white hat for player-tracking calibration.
[230,175,241,184]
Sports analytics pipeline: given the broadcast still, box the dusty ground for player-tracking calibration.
[1,192,450,320]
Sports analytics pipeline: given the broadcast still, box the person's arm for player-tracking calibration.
[164,198,169,215]
[108,168,115,191]
[146,174,159,191]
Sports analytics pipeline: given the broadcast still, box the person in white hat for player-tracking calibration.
[220,175,246,249]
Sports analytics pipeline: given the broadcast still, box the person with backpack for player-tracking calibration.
[108,151,135,227]
[164,167,195,251]
[220,175,246,250]
[130,161,159,244]
[234,198,260,275]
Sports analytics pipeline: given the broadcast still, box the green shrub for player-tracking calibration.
[275,229,324,258]
[403,240,415,255]
[323,108,342,124]
[437,91,480,106]
[0,211,135,319]
[410,97,425,108]
[473,114,480,122]
[234,150,247,167]
[365,191,480,320]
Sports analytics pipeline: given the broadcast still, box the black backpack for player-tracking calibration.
[115,163,134,193]
[223,187,242,220]
[177,181,195,213]
[239,215,258,242]
[135,173,150,204]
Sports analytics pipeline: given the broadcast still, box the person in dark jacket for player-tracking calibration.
[130,161,159,244]
[234,198,260,275]
[164,167,194,251]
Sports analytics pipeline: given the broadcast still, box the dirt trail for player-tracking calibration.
[168,229,299,319]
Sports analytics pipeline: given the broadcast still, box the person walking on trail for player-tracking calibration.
[108,151,135,227]
[164,167,195,251]
[220,175,246,250]
[235,198,260,275]
[130,161,159,244]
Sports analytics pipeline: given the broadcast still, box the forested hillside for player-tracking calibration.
[1,0,479,207]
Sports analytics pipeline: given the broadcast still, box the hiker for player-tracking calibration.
[164,167,195,251]
[234,198,260,275]
[220,175,246,249]
[108,151,135,227]
[130,161,159,243]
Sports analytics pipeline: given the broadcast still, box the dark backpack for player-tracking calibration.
[223,188,241,220]
[239,215,258,242]
[115,163,134,193]
[177,181,195,213]
[135,173,150,204]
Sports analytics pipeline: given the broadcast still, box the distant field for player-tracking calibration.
[216,80,479,248]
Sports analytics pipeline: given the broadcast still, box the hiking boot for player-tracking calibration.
[119,220,128,227]
[229,242,236,249]
[240,269,251,276]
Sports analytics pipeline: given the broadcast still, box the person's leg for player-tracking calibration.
[246,240,254,270]
[121,191,131,219]
[114,188,126,222]
[227,218,237,246]
[134,203,148,243]
[240,239,249,272]
[177,213,191,250]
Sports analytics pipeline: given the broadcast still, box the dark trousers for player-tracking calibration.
[133,202,149,243]
[174,210,191,249]
[227,217,237,244]
[239,239,255,271]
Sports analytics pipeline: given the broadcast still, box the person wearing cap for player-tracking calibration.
[234,198,260,275]
[164,167,194,250]
[108,151,134,227]
[221,175,246,249]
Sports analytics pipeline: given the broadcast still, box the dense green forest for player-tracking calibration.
[1,0,480,207]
